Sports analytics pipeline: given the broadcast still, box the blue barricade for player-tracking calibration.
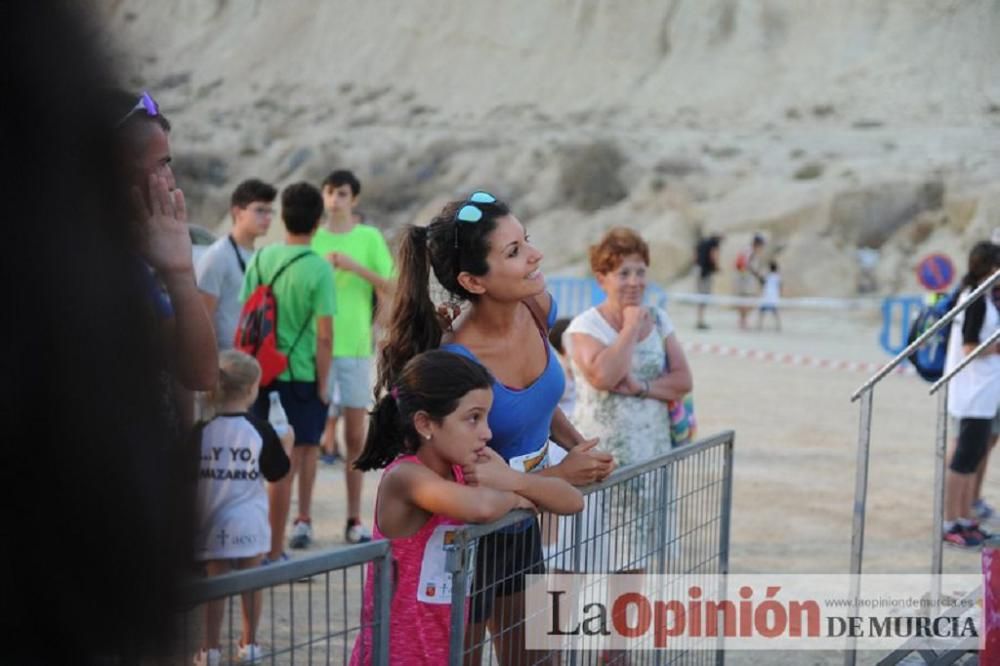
[880,295,926,355]
[546,276,669,318]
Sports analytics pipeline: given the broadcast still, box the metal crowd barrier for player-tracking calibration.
[849,267,1000,666]
[173,431,734,665]
[448,430,735,665]
[175,540,392,665]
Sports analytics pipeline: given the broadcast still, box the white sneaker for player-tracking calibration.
[238,642,264,664]
[289,519,312,549]
[345,521,372,544]
[192,647,221,666]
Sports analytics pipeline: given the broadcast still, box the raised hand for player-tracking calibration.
[132,173,192,275]
[554,438,615,486]
[462,447,521,491]
[328,252,362,274]
[621,304,650,331]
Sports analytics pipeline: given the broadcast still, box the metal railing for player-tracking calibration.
[847,268,1000,666]
[172,431,734,665]
[447,430,735,665]
[176,540,392,665]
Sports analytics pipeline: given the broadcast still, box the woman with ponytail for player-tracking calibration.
[351,351,581,665]
[376,192,613,663]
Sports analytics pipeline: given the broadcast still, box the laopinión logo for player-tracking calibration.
[524,573,982,651]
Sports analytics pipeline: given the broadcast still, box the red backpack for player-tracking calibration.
[233,250,312,387]
[734,249,749,272]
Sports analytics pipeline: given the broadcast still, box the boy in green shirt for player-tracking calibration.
[312,170,394,543]
[243,182,336,555]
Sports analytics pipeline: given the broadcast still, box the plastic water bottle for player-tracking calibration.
[268,392,290,437]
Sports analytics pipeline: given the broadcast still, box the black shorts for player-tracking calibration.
[252,380,326,445]
[469,520,545,623]
[950,417,991,474]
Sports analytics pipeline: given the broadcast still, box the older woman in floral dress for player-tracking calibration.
[564,227,693,572]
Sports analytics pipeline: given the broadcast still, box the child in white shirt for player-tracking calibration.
[192,350,293,666]
[757,261,782,332]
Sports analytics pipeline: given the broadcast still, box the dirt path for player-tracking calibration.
[186,305,990,664]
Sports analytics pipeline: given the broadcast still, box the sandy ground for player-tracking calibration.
[184,304,991,665]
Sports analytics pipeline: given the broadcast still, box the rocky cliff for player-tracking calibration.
[96,0,1000,295]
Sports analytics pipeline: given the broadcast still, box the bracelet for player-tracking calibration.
[637,379,650,399]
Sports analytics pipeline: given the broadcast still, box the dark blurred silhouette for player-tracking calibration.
[3,3,191,662]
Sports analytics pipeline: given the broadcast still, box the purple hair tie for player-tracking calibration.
[390,387,400,400]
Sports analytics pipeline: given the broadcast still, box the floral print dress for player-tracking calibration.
[566,306,674,465]
[554,306,677,572]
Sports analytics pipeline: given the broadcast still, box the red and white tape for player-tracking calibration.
[683,341,915,376]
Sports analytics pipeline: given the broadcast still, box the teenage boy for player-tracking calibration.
[312,170,393,543]
[242,182,336,554]
[196,179,276,350]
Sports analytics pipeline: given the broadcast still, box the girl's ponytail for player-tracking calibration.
[376,196,509,397]
[376,225,442,396]
[354,393,406,471]
[357,351,493,471]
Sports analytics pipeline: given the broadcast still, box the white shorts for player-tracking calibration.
[326,356,373,417]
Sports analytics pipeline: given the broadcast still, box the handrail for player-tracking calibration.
[459,430,736,539]
[929,326,1000,394]
[850,267,1000,401]
[182,538,391,604]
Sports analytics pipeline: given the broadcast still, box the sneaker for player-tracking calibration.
[966,522,993,541]
[973,498,996,522]
[345,521,372,544]
[320,452,342,465]
[192,647,221,666]
[238,642,264,664]
[261,551,289,566]
[943,524,982,549]
[289,519,312,549]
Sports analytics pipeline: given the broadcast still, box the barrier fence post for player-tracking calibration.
[845,388,874,666]
[655,463,669,576]
[372,547,392,666]
[717,434,735,665]
[447,531,471,666]
[930,384,948,606]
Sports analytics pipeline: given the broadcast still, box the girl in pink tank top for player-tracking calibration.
[350,351,540,665]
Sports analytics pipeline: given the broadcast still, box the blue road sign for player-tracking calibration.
[916,253,955,292]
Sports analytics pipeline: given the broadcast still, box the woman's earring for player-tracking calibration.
[425,434,432,440]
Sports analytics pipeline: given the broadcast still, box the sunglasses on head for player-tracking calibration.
[115,91,160,128]
[454,191,497,249]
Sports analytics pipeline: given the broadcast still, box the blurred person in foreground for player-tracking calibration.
[3,2,196,661]
[109,86,219,430]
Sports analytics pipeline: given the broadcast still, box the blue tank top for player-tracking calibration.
[441,297,564,469]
